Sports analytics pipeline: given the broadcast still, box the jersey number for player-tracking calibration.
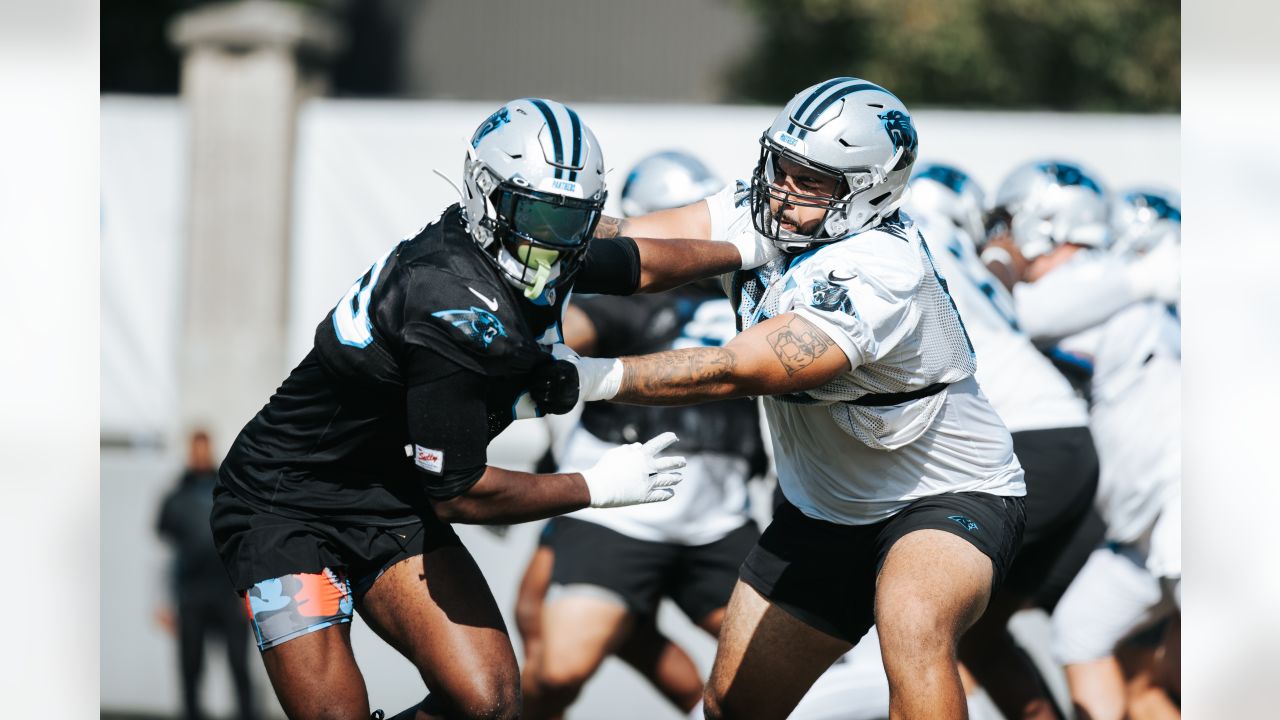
[333,249,394,348]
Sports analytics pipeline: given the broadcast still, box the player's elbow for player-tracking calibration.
[431,493,482,524]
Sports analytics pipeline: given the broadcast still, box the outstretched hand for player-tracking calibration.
[582,431,686,508]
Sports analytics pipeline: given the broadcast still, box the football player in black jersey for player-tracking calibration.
[210,98,780,720]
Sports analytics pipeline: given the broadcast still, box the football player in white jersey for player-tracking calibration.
[986,166,1181,720]
[560,78,1027,720]
[518,151,764,720]
[905,164,1102,720]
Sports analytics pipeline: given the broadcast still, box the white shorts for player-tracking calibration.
[1051,541,1178,665]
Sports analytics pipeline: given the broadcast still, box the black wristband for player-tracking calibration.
[576,236,642,295]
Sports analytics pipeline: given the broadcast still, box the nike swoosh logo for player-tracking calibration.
[827,270,857,282]
[468,287,499,311]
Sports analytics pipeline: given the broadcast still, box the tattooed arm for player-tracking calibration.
[607,313,851,405]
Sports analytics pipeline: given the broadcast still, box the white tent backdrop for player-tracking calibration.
[101,96,187,443]
[102,96,1177,718]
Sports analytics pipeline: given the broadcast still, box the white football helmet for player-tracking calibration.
[907,163,987,244]
[461,98,607,299]
[619,150,723,217]
[750,76,919,251]
[1109,187,1180,258]
[991,160,1109,261]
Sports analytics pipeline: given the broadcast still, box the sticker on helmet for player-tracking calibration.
[537,177,585,198]
[772,131,807,155]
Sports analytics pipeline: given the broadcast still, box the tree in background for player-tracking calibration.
[726,0,1179,112]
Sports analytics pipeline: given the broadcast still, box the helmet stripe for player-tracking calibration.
[565,105,583,182]
[528,98,565,179]
[797,82,900,139]
[787,77,854,135]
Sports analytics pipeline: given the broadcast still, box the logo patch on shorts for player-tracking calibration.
[947,515,979,532]
[414,445,444,474]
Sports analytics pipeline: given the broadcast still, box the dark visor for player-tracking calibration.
[494,186,603,249]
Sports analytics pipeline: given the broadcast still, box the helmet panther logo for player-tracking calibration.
[471,107,511,148]
[878,110,918,169]
[1129,192,1181,223]
[917,165,968,194]
[1039,162,1103,195]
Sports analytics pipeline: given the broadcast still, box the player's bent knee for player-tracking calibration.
[878,598,955,648]
[533,662,592,701]
[442,685,521,720]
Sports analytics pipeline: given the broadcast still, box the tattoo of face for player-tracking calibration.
[767,316,835,376]
[594,215,626,239]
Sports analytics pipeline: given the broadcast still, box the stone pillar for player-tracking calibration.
[170,1,342,453]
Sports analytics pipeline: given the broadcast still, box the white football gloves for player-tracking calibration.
[550,343,624,402]
[581,432,686,508]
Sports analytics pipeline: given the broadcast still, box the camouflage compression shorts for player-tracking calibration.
[243,567,354,651]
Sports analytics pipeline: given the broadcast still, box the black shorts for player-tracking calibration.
[1005,426,1104,608]
[740,492,1025,644]
[548,517,760,623]
[210,481,462,597]
[537,516,565,547]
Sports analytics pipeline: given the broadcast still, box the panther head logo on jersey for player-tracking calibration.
[810,279,856,316]
[878,110,918,170]
[431,307,509,348]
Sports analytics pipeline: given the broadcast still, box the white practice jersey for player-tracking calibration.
[1014,249,1146,345]
[1056,301,1181,543]
[707,183,1025,525]
[914,213,1088,432]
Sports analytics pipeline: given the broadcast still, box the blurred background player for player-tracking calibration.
[980,161,1179,365]
[986,166,1182,719]
[156,430,258,720]
[907,164,1102,720]
[520,150,767,720]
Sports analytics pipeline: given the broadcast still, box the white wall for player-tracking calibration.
[101,96,1178,718]
[100,96,187,443]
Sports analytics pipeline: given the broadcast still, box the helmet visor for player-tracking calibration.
[494,185,605,250]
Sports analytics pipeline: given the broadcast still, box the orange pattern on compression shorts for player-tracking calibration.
[293,569,348,617]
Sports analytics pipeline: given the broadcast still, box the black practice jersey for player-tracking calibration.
[576,285,769,475]
[220,205,638,526]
